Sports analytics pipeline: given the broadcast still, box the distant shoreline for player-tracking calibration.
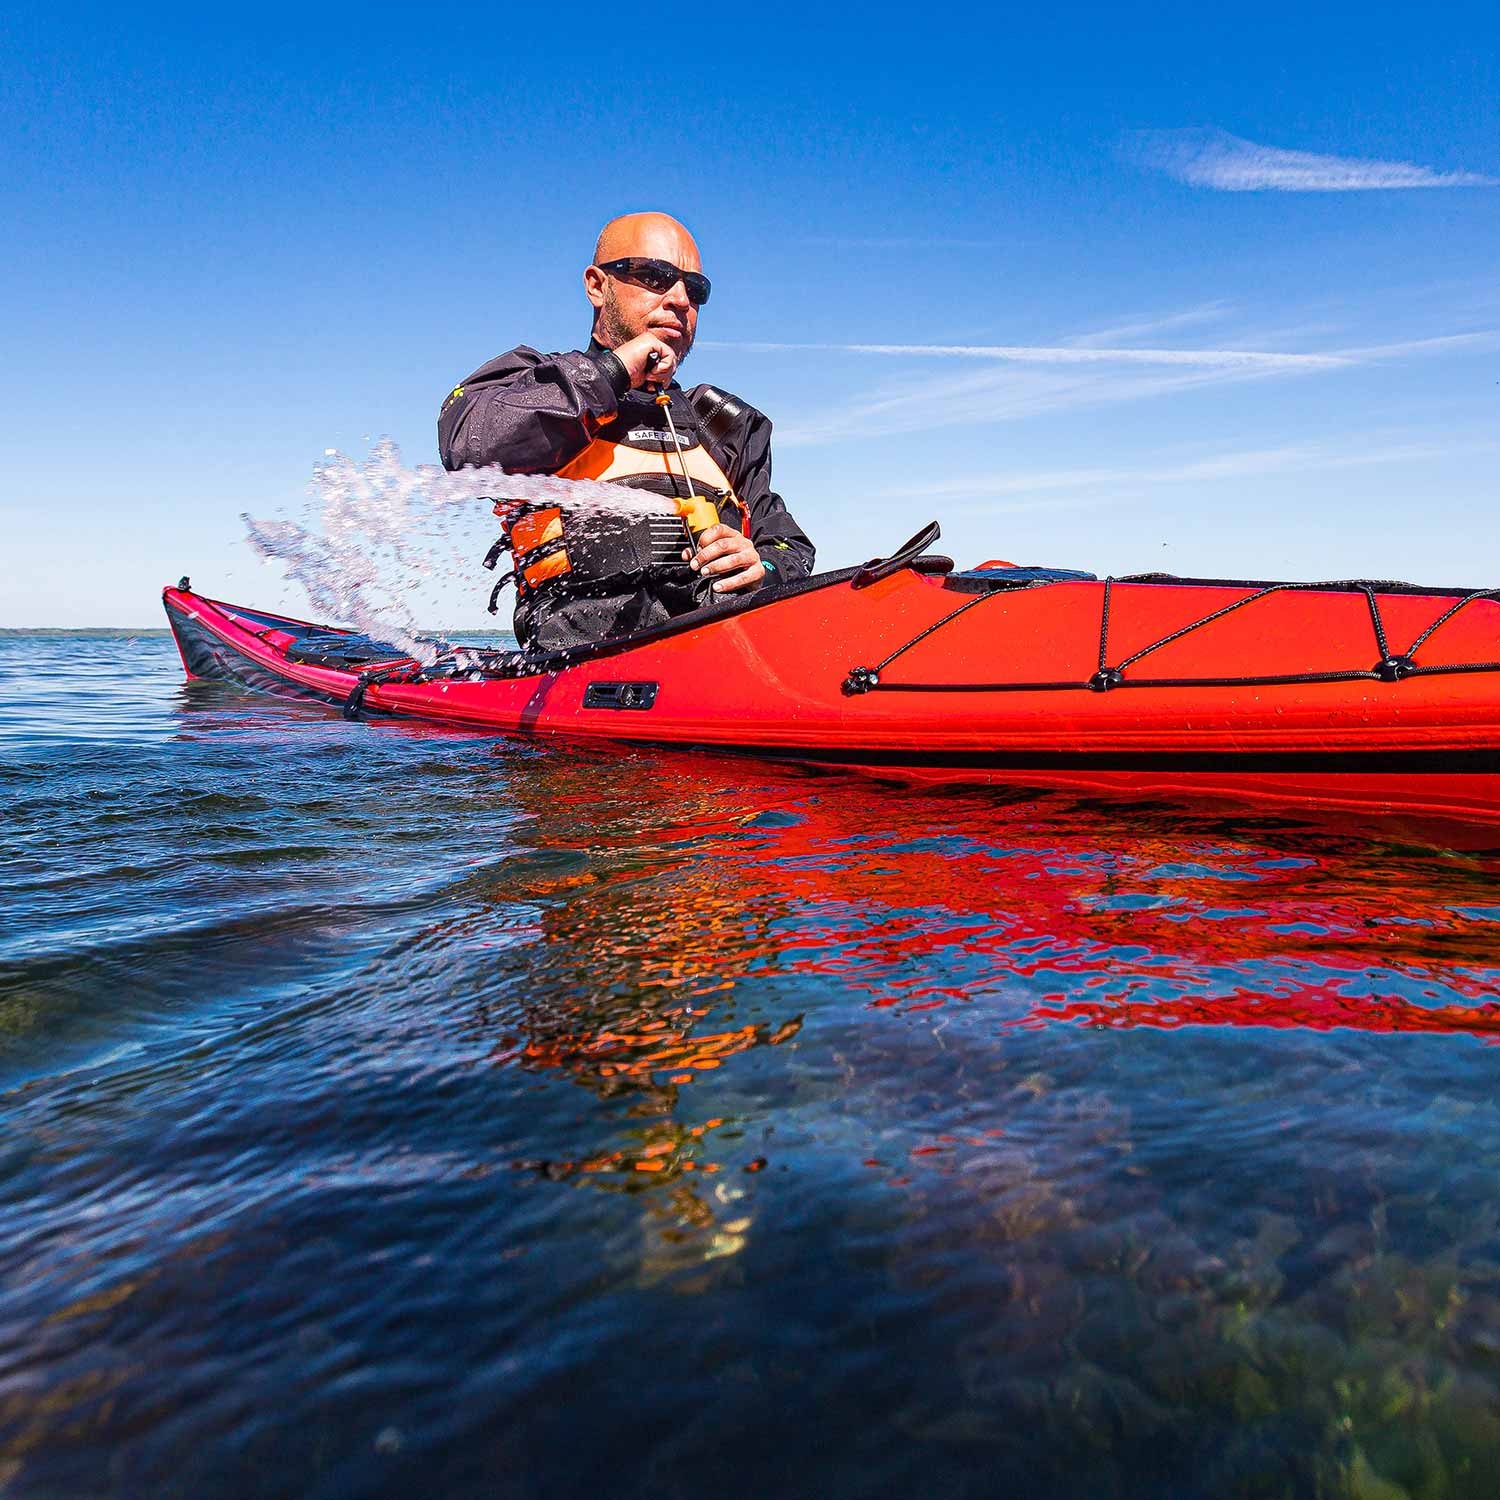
[0,627,174,637]
[0,627,492,637]
[0,624,510,642]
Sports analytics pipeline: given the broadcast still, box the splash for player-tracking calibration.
[244,438,677,660]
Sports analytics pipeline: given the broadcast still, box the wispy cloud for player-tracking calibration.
[1065,302,1233,348]
[771,360,1324,446]
[709,337,1351,444]
[704,340,1348,371]
[876,436,1500,507]
[1132,128,1497,191]
[709,323,1497,446]
[1333,331,1500,360]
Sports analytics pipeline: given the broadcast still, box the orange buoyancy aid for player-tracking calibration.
[484,390,751,612]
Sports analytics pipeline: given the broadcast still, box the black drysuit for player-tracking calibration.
[438,343,815,652]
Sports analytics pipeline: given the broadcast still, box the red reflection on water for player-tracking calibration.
[648,770,1500,1039]
[471,749,1500,1206]
[1029,984,1500,1038]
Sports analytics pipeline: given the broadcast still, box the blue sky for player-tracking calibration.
[2,1,1496,626]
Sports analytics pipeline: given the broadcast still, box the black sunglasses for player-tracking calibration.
[597,257,712,307]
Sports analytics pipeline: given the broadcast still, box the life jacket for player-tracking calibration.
[484,386,751,615]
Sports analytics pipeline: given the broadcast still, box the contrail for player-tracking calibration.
[703,340,1350,370]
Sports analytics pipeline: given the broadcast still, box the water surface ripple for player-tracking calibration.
[3,632,1500,1498]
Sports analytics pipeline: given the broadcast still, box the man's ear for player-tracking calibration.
[583,265,607,310]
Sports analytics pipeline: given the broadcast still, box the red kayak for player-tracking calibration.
[163,529,1500,823]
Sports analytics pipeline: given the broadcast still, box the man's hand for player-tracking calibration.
[614,333,681,389]
[685,524,765,594]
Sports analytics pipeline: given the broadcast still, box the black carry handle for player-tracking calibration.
[850,521,946,590]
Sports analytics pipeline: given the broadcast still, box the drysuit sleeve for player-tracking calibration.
[709,402,816,583]
[437,345,631,473]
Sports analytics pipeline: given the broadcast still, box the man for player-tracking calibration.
[438,212,814,652]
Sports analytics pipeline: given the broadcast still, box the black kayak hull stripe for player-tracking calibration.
[667,744,1500,775]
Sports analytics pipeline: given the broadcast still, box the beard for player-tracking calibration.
[596,283,693,358]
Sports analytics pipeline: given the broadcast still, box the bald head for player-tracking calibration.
[584,211,705,363]
[593,212,702,271]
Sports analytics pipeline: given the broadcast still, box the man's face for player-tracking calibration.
[586,223,704,357]
[595,268,698,357]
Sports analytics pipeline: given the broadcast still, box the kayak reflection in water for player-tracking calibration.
[438,211,816,653]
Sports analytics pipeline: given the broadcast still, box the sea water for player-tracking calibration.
[4,628,1500,1497]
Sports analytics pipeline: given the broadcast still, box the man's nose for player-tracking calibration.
[662,278,691,311]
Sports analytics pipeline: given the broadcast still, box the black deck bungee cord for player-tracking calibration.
[841,574,1500,698]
